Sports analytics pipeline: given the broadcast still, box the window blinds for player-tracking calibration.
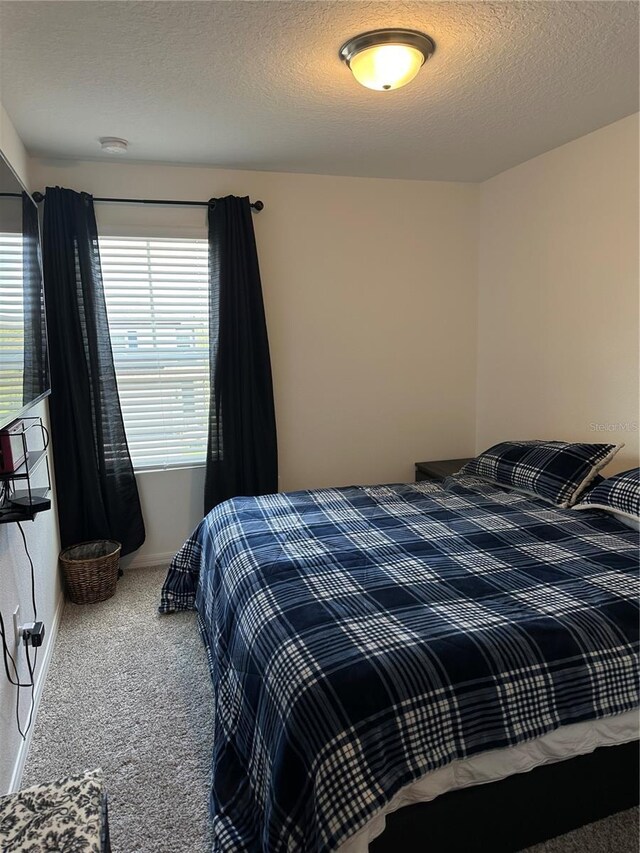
[99,236,210,470]
[0,233,24,421]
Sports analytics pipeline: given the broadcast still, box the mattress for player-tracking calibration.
[339,708,639,851]
[160,473,639,852]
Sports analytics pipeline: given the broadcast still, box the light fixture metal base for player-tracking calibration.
[339,28,435,66]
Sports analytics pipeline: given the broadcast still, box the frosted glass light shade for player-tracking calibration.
[339,29,435,92]
[349,44,425,91]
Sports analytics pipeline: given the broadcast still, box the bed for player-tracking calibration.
[160,472,639,852]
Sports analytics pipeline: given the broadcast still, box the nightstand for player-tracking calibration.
[415,458,473,483]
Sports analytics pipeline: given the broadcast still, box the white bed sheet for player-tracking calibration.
[338,709,639,852]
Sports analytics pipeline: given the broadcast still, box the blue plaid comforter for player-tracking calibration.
[160,474,639,852]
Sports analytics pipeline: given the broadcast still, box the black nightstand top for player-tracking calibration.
[415,458,473,482]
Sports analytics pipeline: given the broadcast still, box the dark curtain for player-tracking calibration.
[22,192,49,405]
[42,186,145,556]
[205,195,277,513]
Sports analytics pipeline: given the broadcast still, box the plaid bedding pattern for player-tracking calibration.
[574,467,640,522]
[160,474,639,852]
[461,440,620,507]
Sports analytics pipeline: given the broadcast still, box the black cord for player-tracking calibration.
[16,521,37,619]
[12,646,36,741]
[40,423,50,451]
[0,612,32,687]
[0,612,31,740]
[15,661,26,739]
[22,645,37,739]
[0,523,39,738]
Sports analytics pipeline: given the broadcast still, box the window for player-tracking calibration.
[100,237,209,470]
[0,233,24,420]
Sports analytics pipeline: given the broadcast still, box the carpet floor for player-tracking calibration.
[24,564,214,852]
[24,564,638,852]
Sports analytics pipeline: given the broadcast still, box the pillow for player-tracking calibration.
[610,513,640,532]
[462,440,623,508]
[573,467,640,523]
[580,473,605,493]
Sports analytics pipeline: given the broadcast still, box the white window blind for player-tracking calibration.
[0,233,24,420]
[100,236,210,470]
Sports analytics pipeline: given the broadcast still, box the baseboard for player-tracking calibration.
[8,590,65,793]
[122,550,175,570]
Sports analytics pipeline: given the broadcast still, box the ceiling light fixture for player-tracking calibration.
[339,29,435,92]
[99,137,129,154]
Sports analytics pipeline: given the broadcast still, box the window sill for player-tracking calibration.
[134,463,206,475]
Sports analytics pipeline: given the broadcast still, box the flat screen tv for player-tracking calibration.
[0,149,49,429]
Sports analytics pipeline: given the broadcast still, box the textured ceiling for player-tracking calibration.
[0,1,638,181]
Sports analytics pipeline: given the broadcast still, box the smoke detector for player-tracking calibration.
[99,137,129,154]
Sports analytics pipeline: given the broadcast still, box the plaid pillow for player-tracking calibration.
[573,467,640,521]
[580,473,605,494]
[462,441,622,508]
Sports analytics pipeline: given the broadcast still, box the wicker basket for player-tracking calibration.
[59,540,121,604]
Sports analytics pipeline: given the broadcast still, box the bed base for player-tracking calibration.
[371,740,639,852]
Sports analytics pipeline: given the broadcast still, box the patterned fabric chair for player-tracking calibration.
[0,769,110,852]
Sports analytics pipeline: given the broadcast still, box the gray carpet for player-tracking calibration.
[24,564,638,852]
[525,808,638,853]
[24,564,214,852]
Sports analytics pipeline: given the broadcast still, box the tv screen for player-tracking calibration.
[0,150,49,429]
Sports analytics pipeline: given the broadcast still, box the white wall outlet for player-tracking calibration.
[13,605,21,646]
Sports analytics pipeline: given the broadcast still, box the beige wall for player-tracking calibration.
[476,114,639,472]
[29,114,639,567]
[0,104,29,186]
[3,108,638,788]
[29,157,480,565]
[0,105,63,793]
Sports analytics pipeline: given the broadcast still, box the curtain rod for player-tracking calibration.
[29,191,264,211]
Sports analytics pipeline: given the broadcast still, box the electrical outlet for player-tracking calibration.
[20,621,45,647]
[13,606,20,646]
